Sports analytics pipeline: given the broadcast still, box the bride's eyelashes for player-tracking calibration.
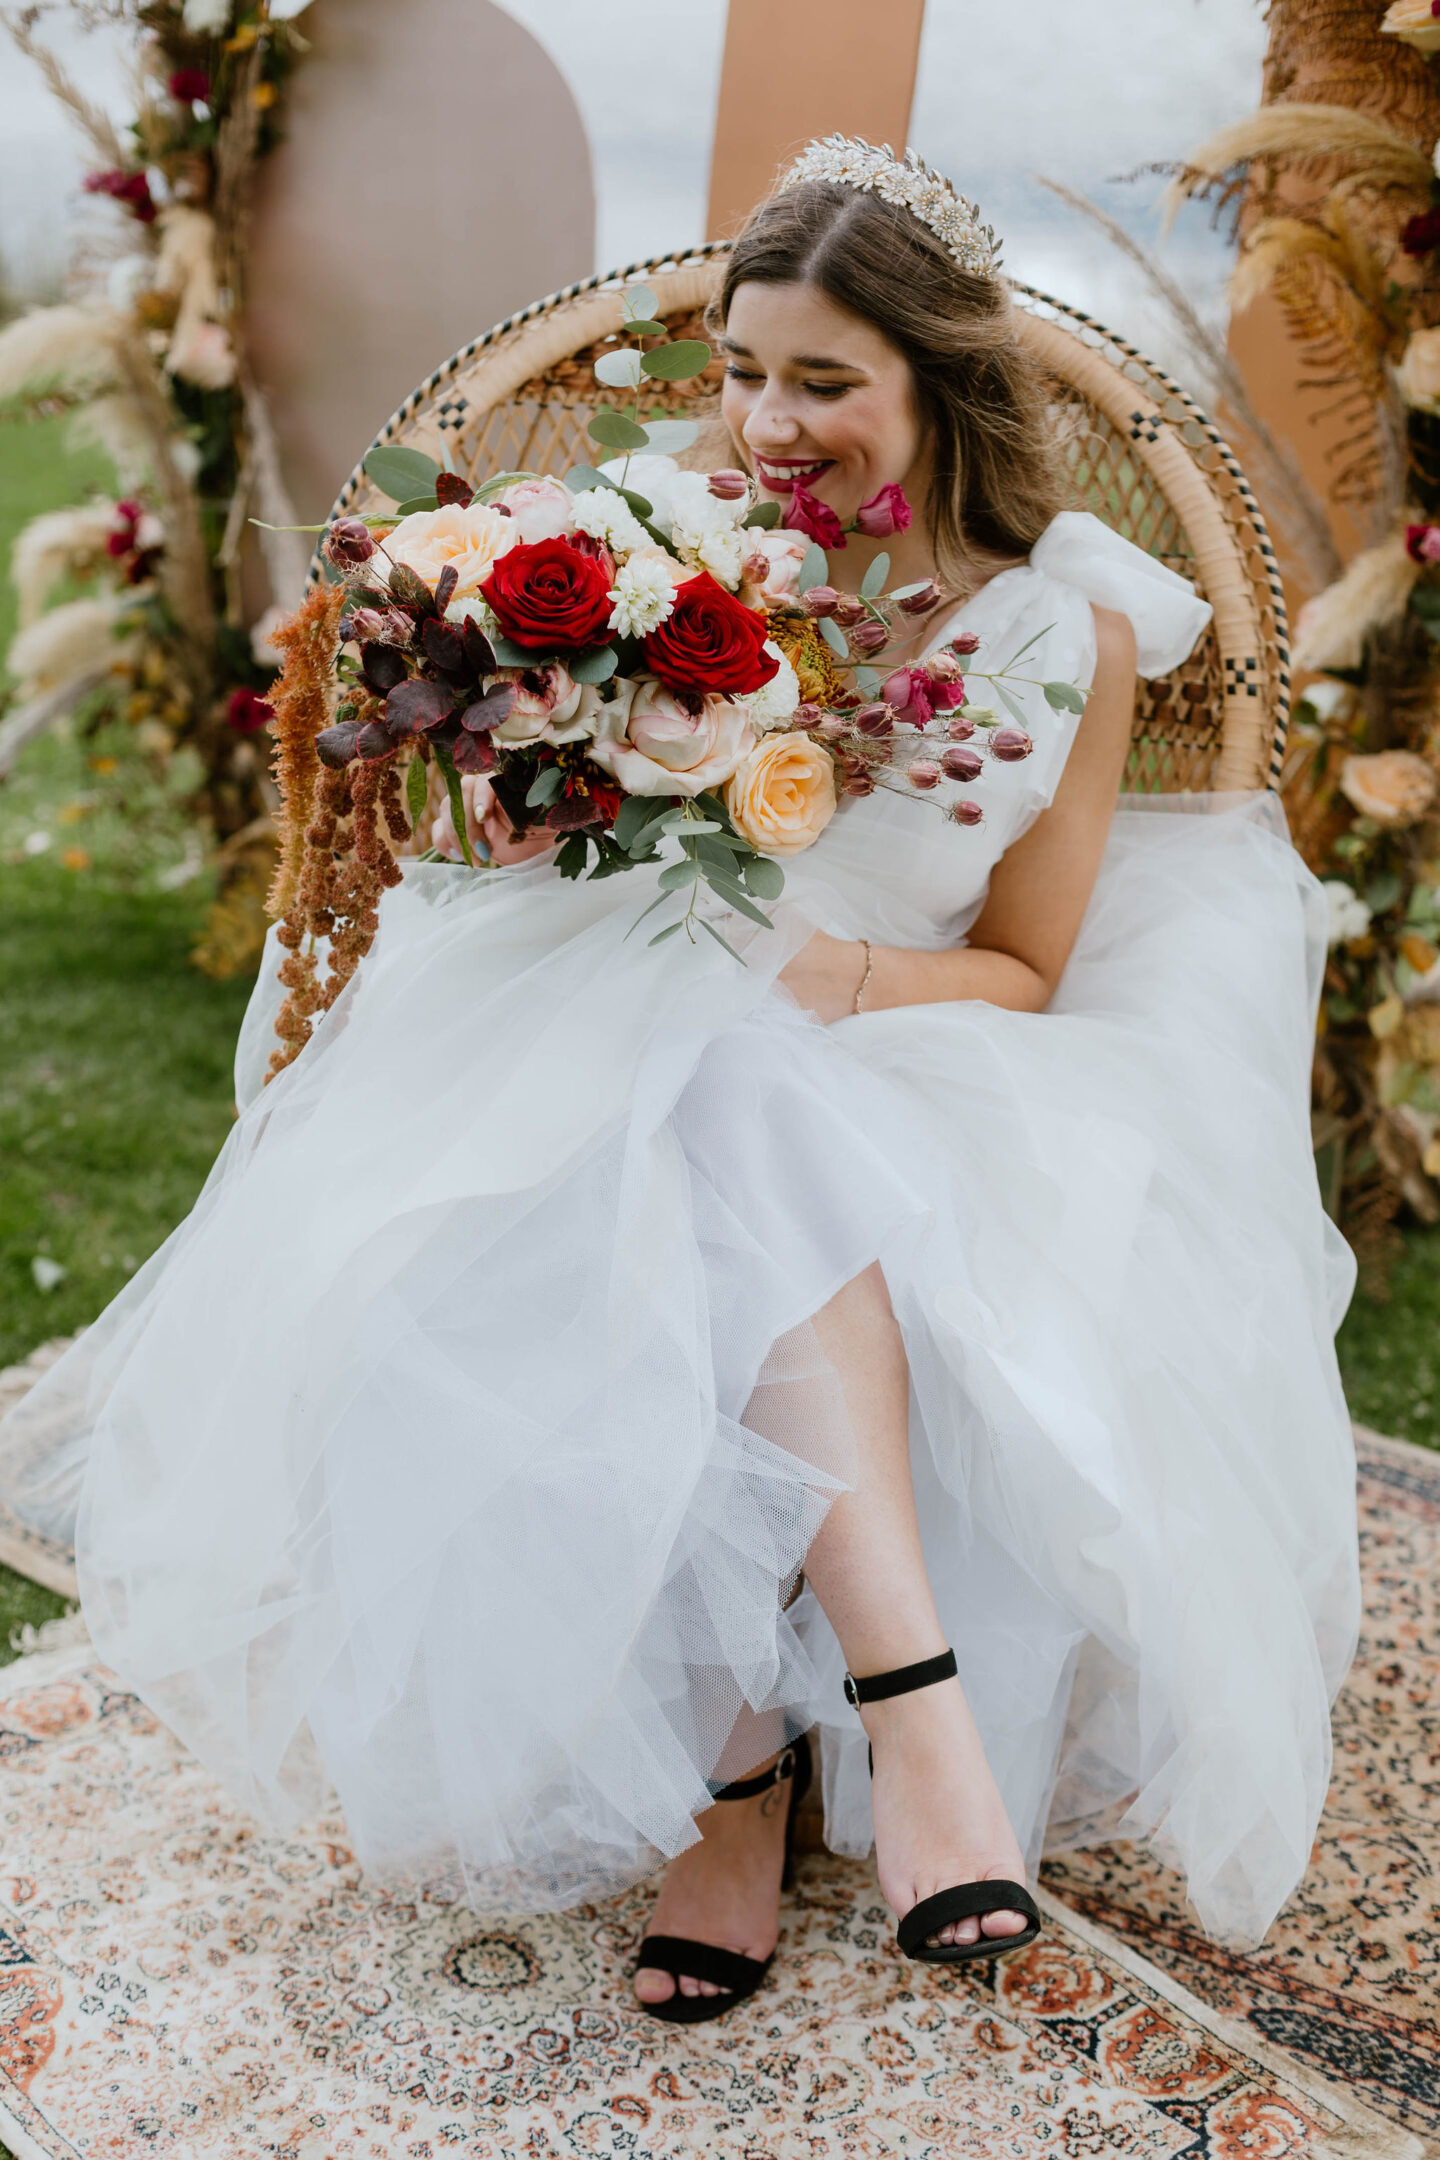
[723,364,851,401]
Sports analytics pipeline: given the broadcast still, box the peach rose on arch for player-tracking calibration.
[588,678,756,797]
[381,501,518,600]
[1380,0,1440,53]
[724,732,838,856]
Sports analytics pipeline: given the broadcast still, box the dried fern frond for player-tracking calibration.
[1292,528,1419,669]
[1165,103,1433,228]
[1231,205,1397,407]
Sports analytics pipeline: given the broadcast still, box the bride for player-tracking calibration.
[0,141,1360,2026]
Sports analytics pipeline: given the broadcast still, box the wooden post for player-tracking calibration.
[705,0,926,242]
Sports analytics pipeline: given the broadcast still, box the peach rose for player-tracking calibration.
[589,677,755,797]
[724,732,838,856]
[381,501,518,599]
[1338,749,1439,828]
[489,663,601,747]
[1397,327,1440,411]
[496,476,576,544]
[1380,0,1440,52]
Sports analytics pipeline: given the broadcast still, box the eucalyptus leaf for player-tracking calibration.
[594,348,645,389]
[798,543,828,595]
[1000,623,1053,669]
[658,859,700,892]
[622,318,667,337]
[818,616,848,657]
[431,742,474,868]
[565,464,611,494]
[741,854,785,900]
[406,753,430,829]
[701,874,774,930]
[363,445,442,503]
[623,889,671,939]
[638,418,700,455]
[1043,680,1087,712]
[568,646,619,685]
[588,407,650,452]
[474,470,539,502]
[525,766,565,808]
[993,682,1030,728]
[393,494,439,516]
[641,340,712,381]
[491,634,543,668]
[859,552,890,599]
[622,284,658,319]
[1365,870,1403,913]
[890,579,932,599]
[742,501,782,530]
[699,916,747,965]
[649,919,686,946]
[855,665,881,693]
[614,794,667,850]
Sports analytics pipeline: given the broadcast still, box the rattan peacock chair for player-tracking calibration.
[314,243,1289,796]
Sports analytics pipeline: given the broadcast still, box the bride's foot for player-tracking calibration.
[863,1675,1030,1950]
[633,1753,793,2007]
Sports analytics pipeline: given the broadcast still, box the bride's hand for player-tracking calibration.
[435,774,555,866]
[779,931,870,1024]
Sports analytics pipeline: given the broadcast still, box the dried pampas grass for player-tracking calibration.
[7,593,135,696]
[10,504,117,628]
[0,304,125,402]
[1292,529,1420,669]
[66,392,153,488]
[1165,103,1432,227]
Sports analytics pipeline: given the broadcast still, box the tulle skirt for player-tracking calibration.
[0,793,1359,1948]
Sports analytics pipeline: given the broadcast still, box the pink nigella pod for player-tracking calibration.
[897,579,942,616]
[849,618,888,654]
[946,713,975,740]
[991,726,1033,762]
[378,609,415,646]
[832,595,867,627]
[907,759,942,790]
[948,631,980,656]
[855,702,895,736]
[344,607,386,643]
[803,585,840,618]
[708,468,749,501]
[926,651,964,684]
[326,517,376,567]
[941,744,983,782]
[792,701,824,727]
[949,798,984,826]
[741,550,771,585]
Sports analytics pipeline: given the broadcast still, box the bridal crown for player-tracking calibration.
[778,136,1001,279]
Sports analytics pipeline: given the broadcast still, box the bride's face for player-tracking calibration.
[719,280,930,525]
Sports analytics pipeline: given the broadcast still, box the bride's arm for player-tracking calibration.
[779,607,1137,1024]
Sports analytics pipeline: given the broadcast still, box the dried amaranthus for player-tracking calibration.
[267,581,346,917]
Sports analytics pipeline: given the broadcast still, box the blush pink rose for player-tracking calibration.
[748,528,811,603]
[497,476,577,545]
[488,662,600,746]
[589,677,756,797]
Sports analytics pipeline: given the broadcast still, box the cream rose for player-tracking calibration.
[496,476,576,544]
[1381,0,1440,52]
[489,663,600,747]
[748,528,811,603]
[589,677,755,797]
[1398,327,1440,410]
[724,732,838,857]
[381,501,518,599]
[1338,748,1439,828]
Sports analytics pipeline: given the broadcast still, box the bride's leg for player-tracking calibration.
[635,1263,1025,2006]
[803,1261,1029,1948]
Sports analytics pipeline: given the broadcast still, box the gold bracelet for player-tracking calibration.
[853,938,874,1015]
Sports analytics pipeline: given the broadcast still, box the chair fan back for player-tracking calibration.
[316,246,1289,795]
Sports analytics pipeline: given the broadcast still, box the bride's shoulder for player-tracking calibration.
[1026,512,1212,679]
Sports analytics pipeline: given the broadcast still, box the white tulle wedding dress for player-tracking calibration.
[0,511,1359,1949]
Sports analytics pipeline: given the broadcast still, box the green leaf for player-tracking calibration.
[1043,681,1087,712]
[623,284,658,319]
[798,543,828,594]
[405,751,428,828]
[614,794,670,850]
[699,915,748,965]
[859,552,890,599]
[525,765,565,808]
[649,919,687,946]
[588,407,651,451]
[491,635,542,668]
[890,580,932,600]
[594,347,645,390]
[1000,623,1053,669]
[364,445,442,503]
[1366,870,1403,913]
[1410,582,1440,623]
[623,889,672,939]
[555,833,589,880]
[393,494,439,515]
[855,665,881,693]
[639,418,700,455]
[641,340,712,381]
[658,859,701,891]
[818,616,848,657]
[701,872,774,930]
[994,681,1030,728]
[431,741,474,868]
[622,317,667,337]
[565,464,611,493]
[741,854,785,900]
[742,501,781,530]
[474,469,539,502]
[568,646,618,684]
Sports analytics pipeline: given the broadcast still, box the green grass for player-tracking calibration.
[0,414,116,667]
[1336,1227,1440,1451]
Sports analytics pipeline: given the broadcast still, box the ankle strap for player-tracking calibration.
[843,1648,957,1708]
[709,1742,800,1803]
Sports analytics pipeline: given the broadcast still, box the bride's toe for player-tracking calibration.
[633,1966,678,2005]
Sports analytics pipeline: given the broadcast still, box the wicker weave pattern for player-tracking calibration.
[316,248,1288,794]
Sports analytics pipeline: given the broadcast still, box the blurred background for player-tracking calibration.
[0,0,1436,1633]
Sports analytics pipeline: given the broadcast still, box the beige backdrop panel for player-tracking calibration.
[246,0,595,542]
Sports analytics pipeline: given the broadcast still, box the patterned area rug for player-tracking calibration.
[0,1644,1414,2160]
[1045,1428,1440,2147]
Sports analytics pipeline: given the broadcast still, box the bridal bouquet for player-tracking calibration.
[308,284,1086,957]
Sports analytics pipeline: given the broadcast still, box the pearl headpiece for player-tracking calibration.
[778,135,1001,279]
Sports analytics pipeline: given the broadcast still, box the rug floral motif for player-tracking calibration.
[0,1656,1409,2160]
[1045,1429,1440,2146]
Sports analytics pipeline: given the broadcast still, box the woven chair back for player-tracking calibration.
[317,247,1289,794]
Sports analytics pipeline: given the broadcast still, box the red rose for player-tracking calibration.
[480,537,613,652]
[642,572,779,697]
[226,688,275,734]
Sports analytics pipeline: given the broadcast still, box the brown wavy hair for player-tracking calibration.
[710,180,1065,593]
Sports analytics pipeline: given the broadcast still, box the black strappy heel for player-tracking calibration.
[845,1648,1042,1966]
[633,1730,812,2025]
